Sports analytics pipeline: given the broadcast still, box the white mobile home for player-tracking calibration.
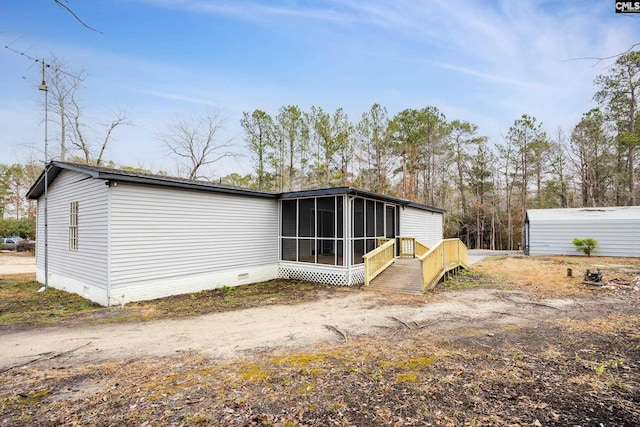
[524,207,640,257]
[27,162,445,305]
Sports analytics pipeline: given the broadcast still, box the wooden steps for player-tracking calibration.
[367,258,423,295]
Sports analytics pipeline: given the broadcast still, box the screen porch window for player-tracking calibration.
[69,201,78,251]
[351,197,394,265]
[280,196,344,266]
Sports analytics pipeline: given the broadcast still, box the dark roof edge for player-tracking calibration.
[26,161,278,200]
[26,162,446,214]
[281,187,446,214]
[98,172,278,198]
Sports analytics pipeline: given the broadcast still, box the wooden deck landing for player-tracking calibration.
[367,258,423,295]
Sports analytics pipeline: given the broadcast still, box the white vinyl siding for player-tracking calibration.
[35,170,109,293]
[108,183,279,302]
[400,207,443,247]
[526,207,640,257]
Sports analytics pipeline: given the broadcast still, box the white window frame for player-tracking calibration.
[69,201,78,251]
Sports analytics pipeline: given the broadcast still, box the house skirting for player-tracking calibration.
[278,262,364,286]
[38,262,367,307]
[37,268,110,306]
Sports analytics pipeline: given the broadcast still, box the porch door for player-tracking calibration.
[385,205,399,256]
[385,205,396,238]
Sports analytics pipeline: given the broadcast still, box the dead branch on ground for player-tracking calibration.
[324,325,347,343]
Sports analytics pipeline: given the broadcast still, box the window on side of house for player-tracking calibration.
[69,201,78,251]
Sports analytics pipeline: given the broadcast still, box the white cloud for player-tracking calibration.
[3,0,640,174]
[429,61,548,90]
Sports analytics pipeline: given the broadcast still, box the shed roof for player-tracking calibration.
[526,206,640,222]
[26,162,445,213]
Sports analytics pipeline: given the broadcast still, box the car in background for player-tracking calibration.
[2,237,23,245]
[1,236,28,251]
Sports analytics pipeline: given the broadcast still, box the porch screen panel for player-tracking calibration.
[282,200,297,237]
[299,199,315,237]
[299,239,314,263]
[366,239,376,253]
[316,197,335,237]
[353,198,364,238]
[376,202,384,236]
[385,206,395,238]
[337,197,343,238]
[353,239,365,265]
[336,240,344,266]
[282,239,297,261]
[366,200,375,237]
[317,239,335,265]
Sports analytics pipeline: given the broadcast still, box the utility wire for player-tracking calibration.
[54,0,103,34]
[4,45,83,82]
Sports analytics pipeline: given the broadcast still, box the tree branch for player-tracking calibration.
[565,43,640,66]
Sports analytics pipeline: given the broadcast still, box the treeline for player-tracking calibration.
[235,52,640,249]
[2,52,639,250]
[0,163,40,221]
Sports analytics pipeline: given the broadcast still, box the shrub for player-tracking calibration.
[573,238,598,257]
[17,240,36,252]
[0,218,35,239]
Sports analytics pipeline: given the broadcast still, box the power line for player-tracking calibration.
[4,45,83,82]
[54,0,103,35]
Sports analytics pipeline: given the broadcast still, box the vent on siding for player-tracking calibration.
[238,273,249,281]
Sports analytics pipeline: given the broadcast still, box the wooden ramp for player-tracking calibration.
[367,258,423,295]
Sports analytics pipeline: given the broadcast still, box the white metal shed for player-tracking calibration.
[525,207,640,257]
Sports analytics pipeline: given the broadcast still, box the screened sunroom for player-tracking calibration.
[277,188,443,286]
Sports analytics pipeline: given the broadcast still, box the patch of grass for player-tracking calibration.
[273,354,327,367]
[237,362,272,382]
[437,268,512,292]
[381,356,435,370]
[395,372,419,383]
[469,255,640,298]
[127,279,340,319]
[553,314,640,336]
[1,388,51,410]
[0,278,344,328]
[0,278,102,326]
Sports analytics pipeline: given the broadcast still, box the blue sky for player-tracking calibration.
[1,0,639,178]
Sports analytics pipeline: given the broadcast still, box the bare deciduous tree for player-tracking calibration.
[68,100,131,166]
[162,111,237,180]
[46,56,87,162]
[45,55,131,165]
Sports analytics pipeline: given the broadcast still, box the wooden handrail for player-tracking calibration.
[415,239,430,257]
[363,239,396,286]
[418,238,468,291]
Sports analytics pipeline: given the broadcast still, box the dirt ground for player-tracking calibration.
[1,253,639,425]
[0,252,36,275]
[0,288,579,370]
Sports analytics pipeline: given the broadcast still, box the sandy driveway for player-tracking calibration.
[0,287,582,371]
[0,251,592,372]
[0,252,36,275]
